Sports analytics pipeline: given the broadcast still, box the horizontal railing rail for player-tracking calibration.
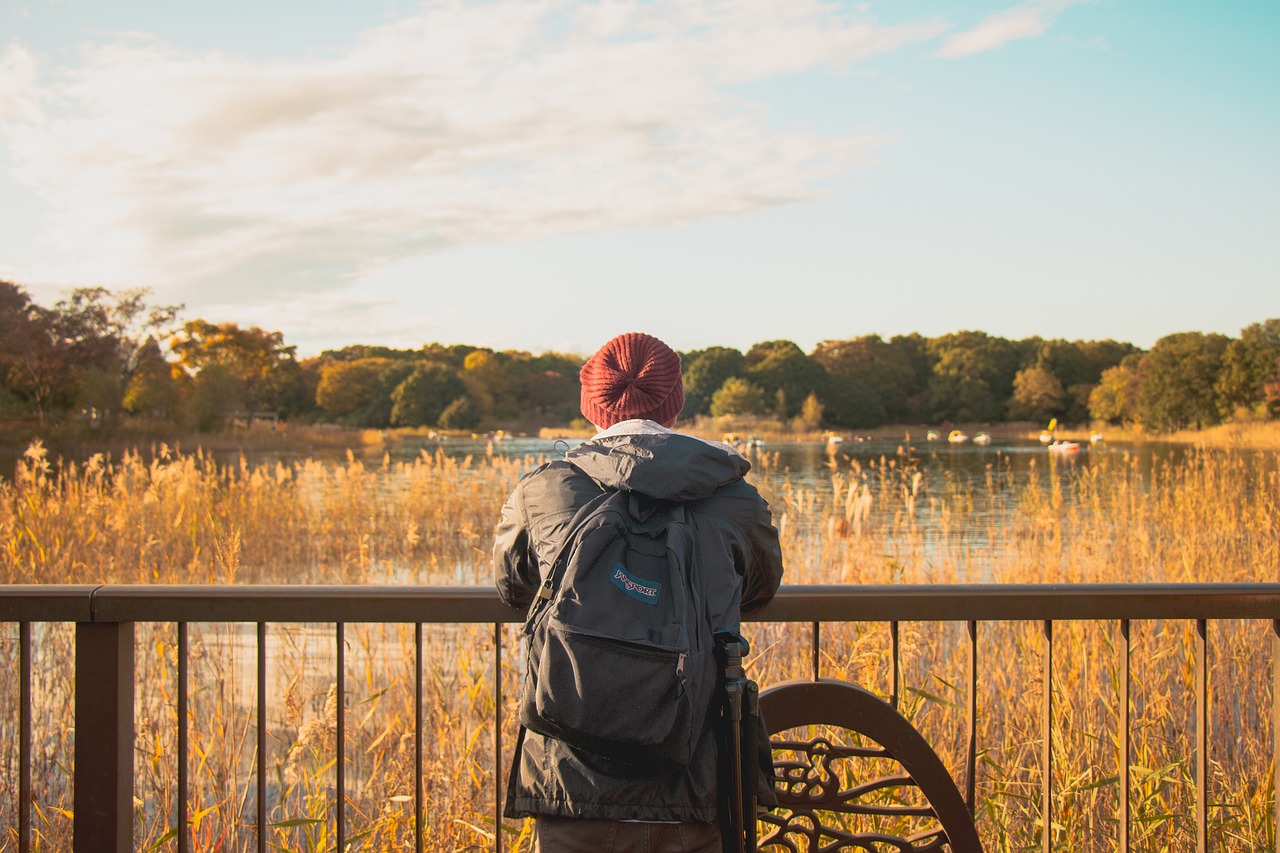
[6,581,1280,623]
[3,582,1280,853]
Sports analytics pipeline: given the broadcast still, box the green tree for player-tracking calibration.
[54,288,181,423]
[709,377,767,417]
[1214,319,1280,418]
[1027,339,1093,421]
[682,347,745,417]
[461,349,508,419]
[744,340,825,418]
[419,342,479,369]
[1078,339,1140,381]
[812,335,920,425]
[887,333,935,420]
[820,376,886,428]
[506,352,581,422]
[1008,365,1066,423]
[390,363,467,427]
[185,363,244,431]
[438,395,481,430]
[1135,332,1230,432]
[925,331,1019,422]
[123,338,181,421]
[1032,340,1092,390]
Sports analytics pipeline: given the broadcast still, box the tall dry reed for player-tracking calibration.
[0,440,1277,850]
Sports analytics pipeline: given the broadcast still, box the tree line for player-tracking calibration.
[2,281,1277,434]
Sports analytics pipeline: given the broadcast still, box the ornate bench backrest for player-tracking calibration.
[756,679,984,853]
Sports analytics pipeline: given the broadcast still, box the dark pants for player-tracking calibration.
[534,816,721,853]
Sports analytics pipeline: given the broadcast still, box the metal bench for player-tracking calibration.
[756,679,984,852]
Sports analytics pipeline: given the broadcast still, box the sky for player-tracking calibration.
[0,0,1276,358]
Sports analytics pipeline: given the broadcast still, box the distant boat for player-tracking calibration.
[1048,441,1081,454]
[947,430,969,444]
[747,434,766,449]
[973,432,991,445]
[1090,432,1105,444]
[826,432,844,445]
[926,429,940,442]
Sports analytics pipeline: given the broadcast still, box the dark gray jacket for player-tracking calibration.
[493,429,783,822]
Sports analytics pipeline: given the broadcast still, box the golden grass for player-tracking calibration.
[1048,419,1280,451]
[1,439,1278,850]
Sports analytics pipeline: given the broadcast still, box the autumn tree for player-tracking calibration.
[794,392,825,431]
[170,320,303,428]
[1088,355,1143,425]
[315,358,414,427]
[682,347,745,417]
[709,377,767,417]
[0,281,49,419]
[0,284,180,424]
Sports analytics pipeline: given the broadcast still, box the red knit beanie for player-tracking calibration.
[580,332,685,429]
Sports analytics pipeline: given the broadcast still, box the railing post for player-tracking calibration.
[1273,620,1280,851]
[966,619,977,814]
[1042,619,1053,853]
[74,621,135,853]
[1195,618,1207,853]
[19,622,32,853]
[1119,619,1131,853]
[494,622,504,853]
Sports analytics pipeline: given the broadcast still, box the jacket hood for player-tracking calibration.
[564,432,750,502]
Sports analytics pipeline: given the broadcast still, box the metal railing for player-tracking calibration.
[3,582,1280,853]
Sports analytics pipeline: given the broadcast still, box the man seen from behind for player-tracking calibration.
[494,331,784,852]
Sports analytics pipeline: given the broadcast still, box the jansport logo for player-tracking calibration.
[610,564,661,605]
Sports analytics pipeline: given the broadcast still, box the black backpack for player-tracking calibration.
[518,488,718,770]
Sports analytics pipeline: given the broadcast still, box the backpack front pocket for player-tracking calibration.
[523,624,694,768]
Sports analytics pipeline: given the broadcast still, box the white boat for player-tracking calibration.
[826,432,844,445]
[1047,441,1080,454]
[972,432,991,445]
[1090,432,1105,444]
[947,430,969,444]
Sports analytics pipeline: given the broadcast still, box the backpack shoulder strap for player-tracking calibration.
[523,486,615,623]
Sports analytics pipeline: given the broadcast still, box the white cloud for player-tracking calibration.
[0,0,944,308]
[0,44,38,124]
[935,0,1083,59]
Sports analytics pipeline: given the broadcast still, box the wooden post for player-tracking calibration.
[75,621,135,853]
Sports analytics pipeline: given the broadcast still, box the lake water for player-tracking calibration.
[371,431,1193,509]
